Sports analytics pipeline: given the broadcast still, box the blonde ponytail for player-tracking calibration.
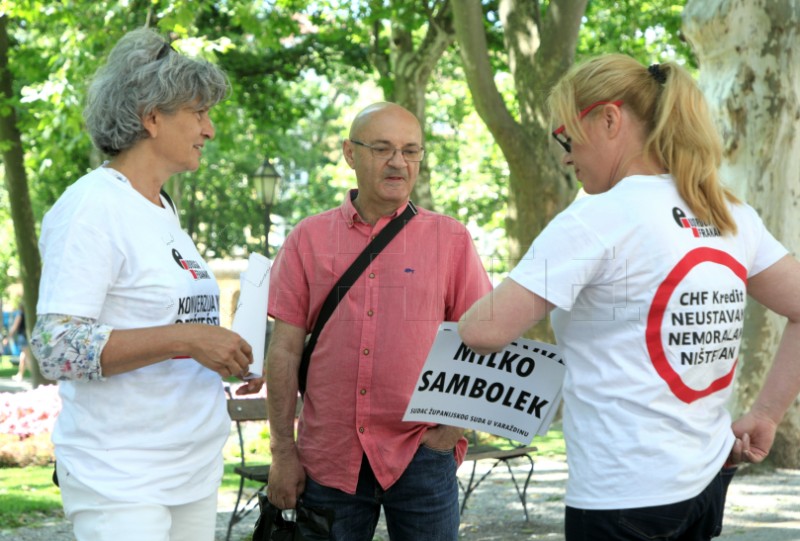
[549,54,739,234]
[646,62,739,234]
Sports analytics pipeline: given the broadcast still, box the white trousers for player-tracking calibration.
[57,463,218,541]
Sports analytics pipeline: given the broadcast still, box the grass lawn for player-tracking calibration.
[0,413,269,530]
[0,465,63,529]
[1,430,566,531]
[530,426,566,457]
[473,425,565,457]
[1,360,565,531]
[1,358,60,529]
[0,362,18,379]
[0,463,254,530]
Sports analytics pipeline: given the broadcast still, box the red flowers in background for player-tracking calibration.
[0,385,60,466]
[1,385,60,439]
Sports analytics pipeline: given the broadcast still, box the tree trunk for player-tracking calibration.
[452,0,586,259]
[683,0,800,468]
[374,0,455,212]
[0,15,48,387]
[452,0,586,340]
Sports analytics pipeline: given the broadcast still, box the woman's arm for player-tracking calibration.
[32,314,253,380]
[31,314,111,380]
[730,255,800,463]
[101,322,253,377]
[458,278,554,355]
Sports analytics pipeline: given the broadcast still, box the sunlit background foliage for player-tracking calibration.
[1,0,688,284]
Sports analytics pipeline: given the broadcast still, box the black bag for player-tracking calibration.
[253,492,334,541]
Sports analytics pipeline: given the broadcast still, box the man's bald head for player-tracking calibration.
[349,102,422,142]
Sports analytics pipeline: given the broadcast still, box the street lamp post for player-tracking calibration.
[252,158,281,257]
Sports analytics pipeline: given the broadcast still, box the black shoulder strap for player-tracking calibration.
[298,201,418,396]
[160,188,177,215]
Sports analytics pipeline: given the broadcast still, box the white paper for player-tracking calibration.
[537,388,562,436]
[403,322,566,445]
[231,253,271,378]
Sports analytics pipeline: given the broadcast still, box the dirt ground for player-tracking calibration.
[4,455,800,541]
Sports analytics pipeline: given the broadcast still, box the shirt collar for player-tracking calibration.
[339,189,412,228]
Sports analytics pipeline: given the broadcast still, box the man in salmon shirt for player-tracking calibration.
[266,102,492,540]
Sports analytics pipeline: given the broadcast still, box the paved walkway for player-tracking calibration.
[4,455,800,540]
[3,376,800,540]
[0,375,31,393]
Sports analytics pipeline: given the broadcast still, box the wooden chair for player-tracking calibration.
[458,430,538,521]
[225,393,271,541]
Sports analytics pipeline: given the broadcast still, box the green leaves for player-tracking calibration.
[1,0,691,264]
[579,1,693,68]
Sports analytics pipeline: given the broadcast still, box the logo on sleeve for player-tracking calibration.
[172,248,210,280]
[672,207,721,238]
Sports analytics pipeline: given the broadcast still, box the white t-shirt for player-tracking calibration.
[37,167,230,505]
[508,175,787,510]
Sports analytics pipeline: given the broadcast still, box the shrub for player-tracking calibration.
[0,432,55,467]
[0,384,60,467]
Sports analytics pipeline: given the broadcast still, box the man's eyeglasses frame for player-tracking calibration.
[349,139,425,163]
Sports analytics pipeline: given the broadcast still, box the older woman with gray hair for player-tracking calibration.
[31,27,261,541]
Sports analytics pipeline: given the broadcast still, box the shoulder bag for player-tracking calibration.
[298,201,417,396]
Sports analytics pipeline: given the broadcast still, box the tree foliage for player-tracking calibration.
[1,11,44,384]
[2,0,691,260]
[3,0,795,475]
[2,0,689,374]
[579,1,693,65]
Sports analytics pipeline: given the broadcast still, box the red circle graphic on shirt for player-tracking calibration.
[645,247,747,404]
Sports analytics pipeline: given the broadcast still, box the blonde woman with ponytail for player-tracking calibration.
[459,54,800,540]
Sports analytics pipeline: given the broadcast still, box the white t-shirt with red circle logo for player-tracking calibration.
[509,174,787,510]
[37,167,229,505]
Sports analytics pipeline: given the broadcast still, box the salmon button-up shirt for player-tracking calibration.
[268,190,492,494]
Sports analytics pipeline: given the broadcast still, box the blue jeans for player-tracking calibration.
[565,466,737,541]
[301,446,460,541]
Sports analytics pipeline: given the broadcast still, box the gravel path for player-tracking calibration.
[3,456,800,541]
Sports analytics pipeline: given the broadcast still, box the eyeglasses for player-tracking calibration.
[350,140,425,163]
[551,99,623,153]
[156,41,176,61]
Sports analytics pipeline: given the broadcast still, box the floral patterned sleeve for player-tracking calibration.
[30,314,112,381]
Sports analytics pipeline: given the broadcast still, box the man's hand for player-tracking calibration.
[267,446,306,510]
[420,425,464,451]
[235,377,265,395]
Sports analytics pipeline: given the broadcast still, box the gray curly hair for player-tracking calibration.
[83,27,230,156]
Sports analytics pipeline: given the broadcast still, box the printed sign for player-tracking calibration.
[232,253,271,378]
[646,247,746,403]
[403,322,566,445]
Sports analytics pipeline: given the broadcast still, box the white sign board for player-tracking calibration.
[403,322,565,445]
[231,253,271,378]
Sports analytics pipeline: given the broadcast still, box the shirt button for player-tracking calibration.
[369,272,375,279]
[363,348,370,355]
[359,426,365,433]
[367,309,374,317]
[360,388,367,395]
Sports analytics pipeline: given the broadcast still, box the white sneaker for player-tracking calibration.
[11,374,22,382]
